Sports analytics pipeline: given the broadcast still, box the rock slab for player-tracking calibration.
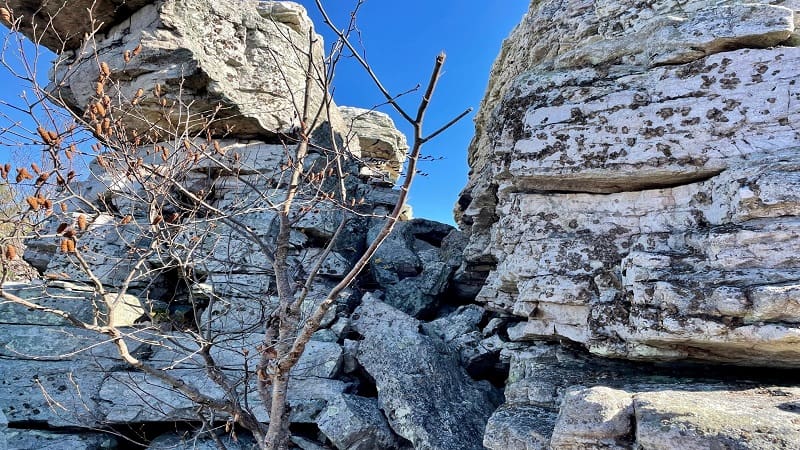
[352,295,496,450]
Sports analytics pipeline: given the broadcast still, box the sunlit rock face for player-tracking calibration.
[458,0,800,366]
[43,0,334,138]
[340,106,409,184]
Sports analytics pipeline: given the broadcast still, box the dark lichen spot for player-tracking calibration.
[705,108,728,123]
[722,99,741,112]
[641,126,666,138]
[657,143,672,157]
[570,108,587,124]
[630,93,649,109]
[719,76,740,90]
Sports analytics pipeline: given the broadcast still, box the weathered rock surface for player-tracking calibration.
[368,219,462,318]
[352,295,496,450]
[463,2,800,446]
[11,0,800,448]
[484,343,800,449]
[550,385,800,450]
[4,429,118,450]
[0,410,6,450]
[49,0,336,139]
[316,394,402,450]
[3,0,152,50]
[340,106,408,184]
[458,0,800,366]
[2,1,419,448]
[482,404,556,450]
[148,432,257,449]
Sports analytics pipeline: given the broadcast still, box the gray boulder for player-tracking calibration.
[316,394,402,450]
[46,0,339,139]
[339,106,408,184]
[368,219,460,318]
[483,404,556,450]
[148,432,257,449]
[351,295,496,450]
[0,410,6,450]
[547,385,800,450]
[3,0,151,50]
[633,387,800,450]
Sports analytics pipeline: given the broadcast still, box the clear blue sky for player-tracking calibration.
[0,1,530,225]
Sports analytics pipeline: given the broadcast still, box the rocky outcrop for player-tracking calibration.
[482,343,800,450]
[6,0,800,448]
[458,0,800,365]
[458,0,800,448]
[45,0,337,139]
[340,107,408,184]
[0,1,453,448]
[368,219,463,318]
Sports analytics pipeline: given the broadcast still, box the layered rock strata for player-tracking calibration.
[458,0,800,365]
[458,0,800,448]
[340,107,408,184]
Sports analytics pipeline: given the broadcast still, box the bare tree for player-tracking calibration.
[0,1,469,448]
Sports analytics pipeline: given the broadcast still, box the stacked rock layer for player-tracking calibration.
[458,0,800,365]
[457,0,800,448]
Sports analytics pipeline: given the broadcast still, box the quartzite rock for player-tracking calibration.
[368,219,460,318]
[3,429,118,450]
[351,295,496,450]
[3,0,151,50]
[0,1,444,449]
[316,394,402,450]
[49,0,335,138]
[148,432,257,450]
[340,106,408,184]
[549,386,800,450]
[457,0,800,366]
[490,344,800,449]
[482,404,556,450]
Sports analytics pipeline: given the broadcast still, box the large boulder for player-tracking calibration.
[368,219,461,318]
[487,343,800,449]
[316,394,402,450]
[550,386,800,450]
[351,295,497,450]
[339,106,408,184]
[3,0,151,50]
[44,0,340,139]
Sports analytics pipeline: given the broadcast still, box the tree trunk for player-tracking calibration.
[263,370,291,450]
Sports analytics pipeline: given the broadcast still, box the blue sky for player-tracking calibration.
[0,1,530,225]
